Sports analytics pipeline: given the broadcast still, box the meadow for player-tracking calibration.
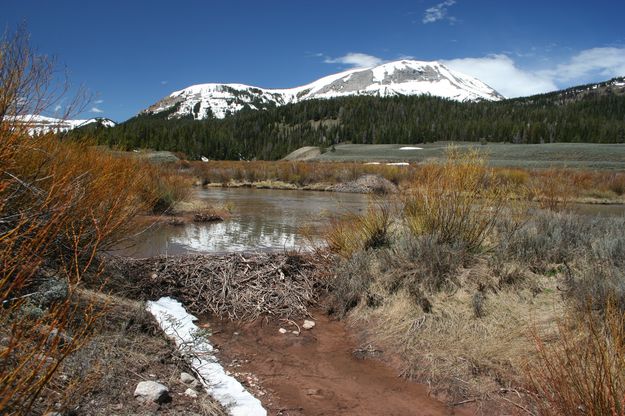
[293,142,625,170]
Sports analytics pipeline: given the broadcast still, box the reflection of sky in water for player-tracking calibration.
[117,188,370,257]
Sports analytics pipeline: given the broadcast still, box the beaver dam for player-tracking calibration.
[103,251,476,416]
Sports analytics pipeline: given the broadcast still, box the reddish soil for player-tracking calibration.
[207,312,474,416]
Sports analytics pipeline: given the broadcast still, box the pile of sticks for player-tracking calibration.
[109,252,320,320]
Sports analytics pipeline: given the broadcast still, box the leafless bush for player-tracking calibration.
[527,302,625,415]
[0,26,153,414]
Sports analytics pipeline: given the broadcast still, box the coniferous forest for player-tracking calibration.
[75,77,625,160]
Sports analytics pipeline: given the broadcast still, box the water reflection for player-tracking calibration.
[115,188,370,257]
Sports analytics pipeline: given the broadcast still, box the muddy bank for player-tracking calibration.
[208,312,471,416]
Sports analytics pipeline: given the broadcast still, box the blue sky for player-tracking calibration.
[4,0,625,121]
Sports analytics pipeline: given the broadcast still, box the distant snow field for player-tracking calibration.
[399,146,423,150]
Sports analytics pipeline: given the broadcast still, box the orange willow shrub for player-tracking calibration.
[0,131,155,414]
[404,147,524,252]
[527,303,625,416]
[532,168,574,211]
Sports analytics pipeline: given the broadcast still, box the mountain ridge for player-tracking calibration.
[142,60,504,120]
[15,115,117,135]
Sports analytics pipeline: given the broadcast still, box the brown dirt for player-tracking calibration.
[208,311,473,416]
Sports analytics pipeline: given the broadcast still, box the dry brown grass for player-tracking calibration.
[323,201,393,257]
[349,278,560,402]
[321,147,625,413]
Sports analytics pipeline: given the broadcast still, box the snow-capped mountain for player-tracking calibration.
[14,115,117,135]
[142,60,504,120]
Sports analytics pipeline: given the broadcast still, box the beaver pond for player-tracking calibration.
[112,187,625,258]
[114,188,371,257]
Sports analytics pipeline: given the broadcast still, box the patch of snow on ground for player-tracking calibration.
[386,162,410,166]
[399,146,423,150]
[364,162,381,165]
[147,297,266,416]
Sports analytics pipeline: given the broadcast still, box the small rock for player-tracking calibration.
[292,330,300,335]
[150,273,158,279]
[184,388,198,398]
[180,372,196,385]
[302,320,315,330]
[278,328,287,334]
[134,381,171,404]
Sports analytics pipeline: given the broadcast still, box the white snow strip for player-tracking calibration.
[146,297,266,416]
[399,146,423,150]
[364,162,381,165]
[386,162,410,166]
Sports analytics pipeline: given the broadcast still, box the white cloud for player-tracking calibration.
[90,107,104,113]
[54,104,62,112]
[546,47,625,82]
[443,47,625,98]
[423,0,456,24]
[94,99,104,104]
[324,53,383,68]
[443,54,557,98]
[161,80,168,85]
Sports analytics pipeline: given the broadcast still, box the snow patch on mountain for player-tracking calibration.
[142,60,504,120]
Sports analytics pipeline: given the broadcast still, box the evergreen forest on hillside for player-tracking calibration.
[74,78,625,160]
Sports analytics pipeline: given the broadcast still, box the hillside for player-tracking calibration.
[78,77,625,160]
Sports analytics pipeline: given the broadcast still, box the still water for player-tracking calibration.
[114,188,371,257]
[112,187,625,258]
